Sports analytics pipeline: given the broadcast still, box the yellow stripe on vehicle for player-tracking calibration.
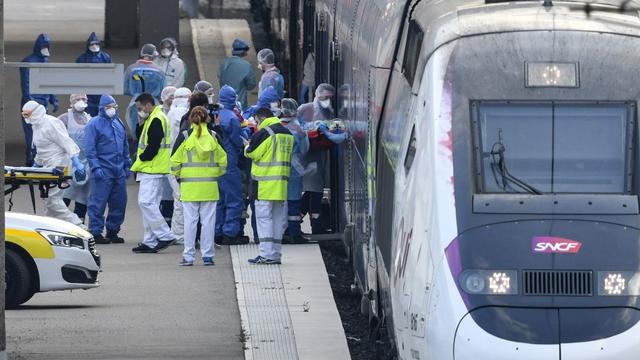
[5,229,55,259]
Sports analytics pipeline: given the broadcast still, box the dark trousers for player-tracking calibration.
[287,199,302,237]
[301,191,323,234]
[63,198,88,222]
[22,118,34,166]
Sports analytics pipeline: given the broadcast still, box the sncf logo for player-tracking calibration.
[532,236,582,254]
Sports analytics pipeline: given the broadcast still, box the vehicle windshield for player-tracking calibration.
[476,102,632,194]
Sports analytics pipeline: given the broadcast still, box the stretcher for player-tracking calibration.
[4,166,71,213]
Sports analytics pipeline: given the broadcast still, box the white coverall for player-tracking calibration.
[166,90,191,243]
[154,52,186,88]
[25,102,83,225]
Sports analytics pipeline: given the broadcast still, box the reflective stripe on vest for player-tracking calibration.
[138,114,171,150]
[174,130,225,174]
[253,126,291,167]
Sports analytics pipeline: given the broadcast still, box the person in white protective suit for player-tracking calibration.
[159,86,178,225]
[167,87,192,245]
[153,37,186,88]
[161,86,176,114]
[22,101,87,226]
[58,94,92,222]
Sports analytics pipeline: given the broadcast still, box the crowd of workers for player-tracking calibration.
[18,32,347,266]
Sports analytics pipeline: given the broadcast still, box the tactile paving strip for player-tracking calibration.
[232,244,299,360]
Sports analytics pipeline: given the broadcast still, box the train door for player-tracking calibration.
[314,2,331,86]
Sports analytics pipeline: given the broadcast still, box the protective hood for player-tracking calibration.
[85,32,99,50]
[171,87,191,109]
[232,39,249,56]
[32,33,50,57]
[159,37,179,57]
[22,101,46,125]
[257,86,279,108]
[98,94,117,119]
[219,85,238,109]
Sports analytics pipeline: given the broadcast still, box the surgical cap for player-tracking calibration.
[315,83,335,98]
[193,80,214,94]
[140,43,157,58]
[280,98,299,117]
[69,94,88,104]
[161,86,177,102]
[257,48,275,65]
[174,87,192,99]
[232,39,250,56]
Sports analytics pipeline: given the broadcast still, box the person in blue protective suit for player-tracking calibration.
[84,95,131,244]
[59,94,92,221]
[76,32,112,117]
[280,98,310,244]
[218,39,257,109]
[242,85,281,120]
[124,44,164,138]
[256,48,285,99]
[20,34,59,166]
[215,85,248,245]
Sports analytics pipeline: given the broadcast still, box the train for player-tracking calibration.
[256,0,640,359]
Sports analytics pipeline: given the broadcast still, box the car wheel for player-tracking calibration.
[6,249,32,309]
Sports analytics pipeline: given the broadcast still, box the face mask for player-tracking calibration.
[105,108,117,118]
[73,101,88,112]
[161,48,172,58]
[41,48,50,57]
[207,95,214,105]
[257,64,263,71]
[319,99,331,109]
[89,44,100,53]
[138,110,149,120]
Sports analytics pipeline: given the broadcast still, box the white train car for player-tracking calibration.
[264,0,640,358]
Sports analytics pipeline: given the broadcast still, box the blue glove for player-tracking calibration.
[318,123,330,134]
[71,156,85,173]
[74,168,87,183]
[124,168,132,179]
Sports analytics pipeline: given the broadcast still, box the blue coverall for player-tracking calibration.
[84,95,131,237]
[216,86,245,238]
[123,60,164,137]
[76,32,112,117]
[20,34,58,166]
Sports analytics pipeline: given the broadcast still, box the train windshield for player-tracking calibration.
[475,102,633,194]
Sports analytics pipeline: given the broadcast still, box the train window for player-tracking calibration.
[404,126,417,173]
[402,20,424,86]
[476,102,633,194]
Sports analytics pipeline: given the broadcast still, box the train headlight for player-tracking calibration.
[597,271,640,296]
[459,270,518,295]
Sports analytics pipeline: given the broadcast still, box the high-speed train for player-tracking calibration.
[259,0,640,358]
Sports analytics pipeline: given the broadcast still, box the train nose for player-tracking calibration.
[454,307,559,360]
[454,307,640,360]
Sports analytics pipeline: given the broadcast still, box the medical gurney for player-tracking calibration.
[4,166,72,212]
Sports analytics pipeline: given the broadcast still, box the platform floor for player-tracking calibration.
[4,5,351,359]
